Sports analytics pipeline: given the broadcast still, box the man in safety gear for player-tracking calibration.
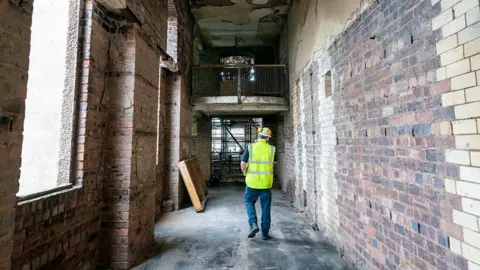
[240,127,277,240]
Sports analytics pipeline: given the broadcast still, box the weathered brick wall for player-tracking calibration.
[192,116,212,182]
[11,2,107,269]
[129,31,159,265]
[101,24,159,269]
[164,74,186,211]
[167,0,178,61]
[127,0,168,52]
[434,0,480,268]
[101,25,137,270]
[0,1,32,268]
[156,69,167,218]
[2,0,185,268]
[163,0,194,211]
[283,0,479,269]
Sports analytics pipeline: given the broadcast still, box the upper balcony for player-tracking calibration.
[192,65,289,115]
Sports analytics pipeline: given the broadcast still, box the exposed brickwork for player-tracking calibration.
[192,116,212,182]
[282,0,475,269]
[0,1,33,268]
[167,0,178,61]
[1,0,176,269]
[11,2,106,269]
[156,69,168,218]
[163,0,194,211]
[127,0,168,52]
[437,0,480,268]
[101,23,160,269]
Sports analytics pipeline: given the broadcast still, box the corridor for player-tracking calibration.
[132,185,352,270]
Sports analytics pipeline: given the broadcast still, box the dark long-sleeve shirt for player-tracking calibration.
[241,145,278,163]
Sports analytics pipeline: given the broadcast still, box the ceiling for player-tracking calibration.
[190,0,290,47]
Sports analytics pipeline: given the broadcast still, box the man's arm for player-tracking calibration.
[240,147,249,174]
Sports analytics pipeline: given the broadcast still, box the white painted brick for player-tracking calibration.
[441,121,453,135]
[434,8,455,30]
[446,149,471,164]
[442,46,465,66]
[473,54,480,71]
[455,101,480,119]
[454,209,479,230]
[466,38,480,56]
[453,0,479,17]
[465,227,480,249]
[459,22,480,44]
[445,178,457,193]
[467,7,480,26]
[442,0,463,11]
[437,67,448,81]
[461,166,480,182]
[382,106,394,117]
[456,135,480,149]
[451,72,477,90]
[472,151,480,166]
[443,90,466,106]
[453,119,478,134]
[478,118,480,132]
[444,15,467,37]
[477,71,480,85]
[466,86,480,102]
[463,242,480,265]
[469,261,480,270]
[458,180,480,199]
[463,197,480,217]
[450,236,463,254]
[448,58,472,77]
[437,35,459,54]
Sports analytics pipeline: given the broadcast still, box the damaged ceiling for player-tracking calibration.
[190,0,290,47]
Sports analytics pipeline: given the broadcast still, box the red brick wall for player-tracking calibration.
[156,69,167,218]
[0,1,32,269]
[11,1,107,269]
[163,0,194,211]
[129,30,159,265]
[127,0,168,52]
[2,0,175,269]
[282,0,470,269]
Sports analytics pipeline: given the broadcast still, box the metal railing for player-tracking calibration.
[192,65,287,101]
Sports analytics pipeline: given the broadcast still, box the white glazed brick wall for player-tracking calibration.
[434,0,480,269]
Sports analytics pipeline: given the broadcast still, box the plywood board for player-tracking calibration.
[192,158,208,195]
[179,157,208,212]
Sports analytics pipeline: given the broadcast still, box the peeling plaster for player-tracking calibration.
[191,0,289,47]
[287,0,374,79]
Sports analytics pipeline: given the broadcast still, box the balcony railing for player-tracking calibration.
[192,65,287,101]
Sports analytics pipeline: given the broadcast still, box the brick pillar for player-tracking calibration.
[164,74,183,211]
[192,116,212,183]
[156,69,167,218]
[102,26,158,269]
[163,73,192,211]
[0,1,33,269]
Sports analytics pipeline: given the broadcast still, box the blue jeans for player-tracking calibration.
[245,186,272,234]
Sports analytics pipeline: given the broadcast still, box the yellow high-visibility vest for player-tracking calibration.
[245,139,276,189]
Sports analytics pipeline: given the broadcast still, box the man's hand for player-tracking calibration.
[241,161,247,175]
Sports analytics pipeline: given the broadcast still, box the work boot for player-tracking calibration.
[248,224,259,238]
[262,231,272,240]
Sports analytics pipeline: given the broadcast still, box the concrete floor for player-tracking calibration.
[132,185,352,270]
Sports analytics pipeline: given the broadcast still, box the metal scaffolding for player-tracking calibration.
[211,117,262,184]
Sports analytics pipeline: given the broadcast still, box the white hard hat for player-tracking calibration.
[258,127,272,137]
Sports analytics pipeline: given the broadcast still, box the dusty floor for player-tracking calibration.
[132,184,352,270]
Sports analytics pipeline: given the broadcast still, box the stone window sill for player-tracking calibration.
[17,184,79,204]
